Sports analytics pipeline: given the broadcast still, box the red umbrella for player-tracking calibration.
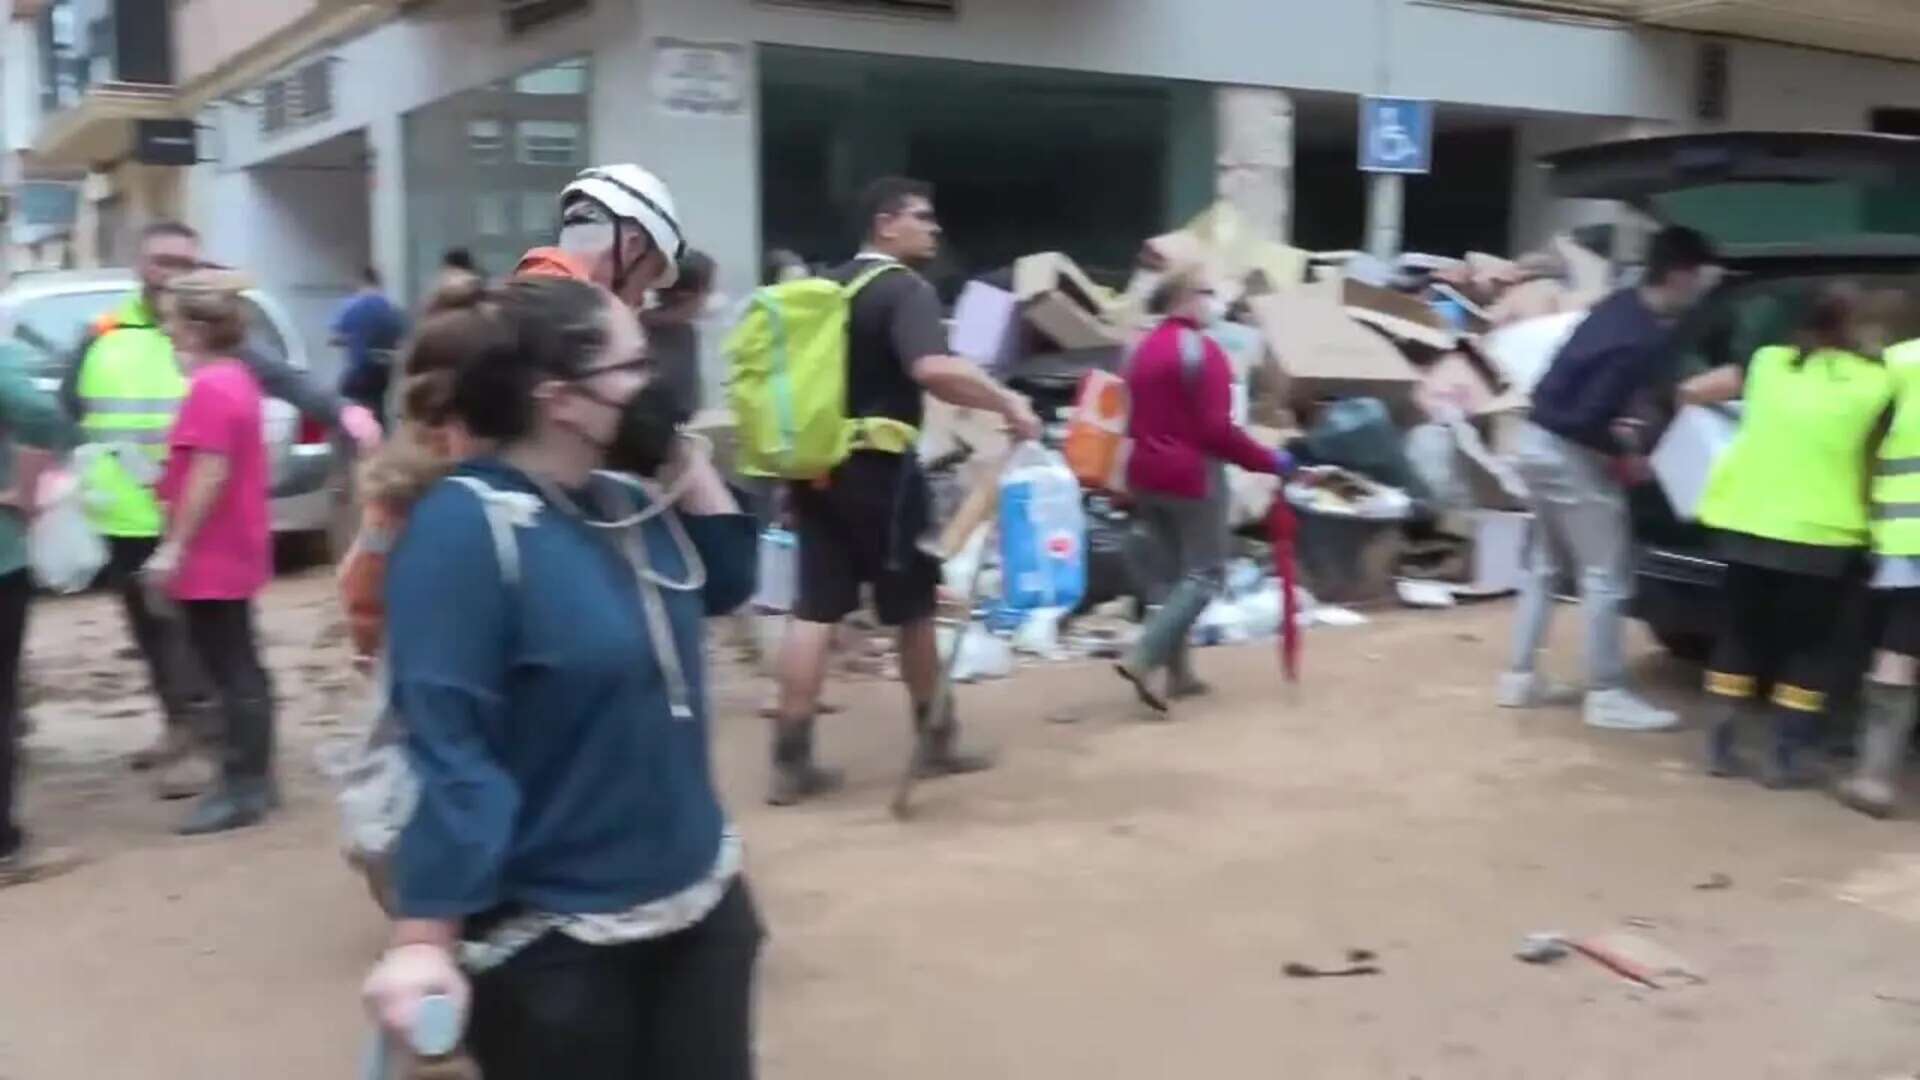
[1267,487,1300,682]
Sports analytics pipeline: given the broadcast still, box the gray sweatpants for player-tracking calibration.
[1127,465,1230,677]
[1505,422,1632,691]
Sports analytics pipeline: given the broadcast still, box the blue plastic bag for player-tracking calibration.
[997,446,1087,614]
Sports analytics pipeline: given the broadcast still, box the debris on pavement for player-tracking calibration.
[1570,931,1706,989]
[1694,872,1734,892]
[1515,932,1570,964]
[1284,949,1383,979]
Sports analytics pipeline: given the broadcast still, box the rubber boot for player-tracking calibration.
[177,776,272,836]
[1705,698,1757,778]
[1761,708,1825,790]
[1836,682,1918,819]
[911,701,994,779]
[767,717,843,807]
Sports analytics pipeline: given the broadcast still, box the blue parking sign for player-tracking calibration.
[1359,97,1434,174]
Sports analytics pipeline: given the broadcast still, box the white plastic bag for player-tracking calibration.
[998,445,1087,613]
[28,467,106,594]
[751,527,797,613]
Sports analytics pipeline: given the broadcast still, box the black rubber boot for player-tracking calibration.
[1761,709,1825,791]
[911,701,994,779]
[1705,699,1753,778]
[176,777,272,836]
[767,718,843,807]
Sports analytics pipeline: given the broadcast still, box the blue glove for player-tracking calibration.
[1272,450,1297,477]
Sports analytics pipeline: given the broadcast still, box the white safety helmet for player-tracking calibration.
[559,163,687,289]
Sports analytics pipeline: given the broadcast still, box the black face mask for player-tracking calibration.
[577,376,685,477]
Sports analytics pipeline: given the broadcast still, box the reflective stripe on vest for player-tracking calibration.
[74,297,184,538]
[1872,340,1920,554]
[1700,344,1892,549]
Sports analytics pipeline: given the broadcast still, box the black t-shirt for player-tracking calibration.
[830,257,946,428]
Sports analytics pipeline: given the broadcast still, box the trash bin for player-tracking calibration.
[1294,508,1405,606]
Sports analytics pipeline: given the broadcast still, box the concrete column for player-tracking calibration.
[366,111,408,297]
[1214,86,1293,244]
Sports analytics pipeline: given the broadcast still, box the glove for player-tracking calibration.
[339,404,385,454]
[363,943,469,1042]
[1271,450,1297,478]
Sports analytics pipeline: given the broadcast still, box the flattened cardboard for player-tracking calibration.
[1015,252,1122,351]
[1343,279,1461,350]
[1249,279,1419,412]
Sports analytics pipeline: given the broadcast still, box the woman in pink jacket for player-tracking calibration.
[1115,270,1292,713]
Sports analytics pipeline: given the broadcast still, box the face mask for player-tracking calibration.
[575,376,685,477]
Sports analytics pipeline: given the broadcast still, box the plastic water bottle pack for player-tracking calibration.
[996,445,1087,615]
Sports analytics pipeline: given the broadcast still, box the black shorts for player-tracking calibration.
[791,452,939,627]
[1707,560,1850,712]
[1879,588,1920,659]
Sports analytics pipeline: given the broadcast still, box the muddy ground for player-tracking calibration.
[2,572,1919,1079]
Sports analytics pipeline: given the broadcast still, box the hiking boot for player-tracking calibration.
[767,719,842,807]
[0,841,84,890]
[1836,682,1917,818]
[1761,711,1824,791]
[129,725,192,772]
[1497,671,1582,710]
[1583,689,1680,733]
[911,702,994,779]
[177,778,272,836]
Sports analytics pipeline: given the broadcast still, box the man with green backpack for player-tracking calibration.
[729,177,1042,806]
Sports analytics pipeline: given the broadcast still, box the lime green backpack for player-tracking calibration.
[725,262,918,480]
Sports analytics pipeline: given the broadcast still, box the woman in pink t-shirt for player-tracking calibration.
[145,269,276,836]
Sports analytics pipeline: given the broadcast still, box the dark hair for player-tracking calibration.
[855,177,934,243]
[449,277,613,442]
[1644,226,1715,287]
[763,248,807,286]
[442,247,477,272]
[141,220,199,246]
[1792,282,1905,364]
[664,249,716,299]
[362,266,382,288]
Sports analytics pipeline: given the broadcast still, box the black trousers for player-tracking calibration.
[1706,560,1847,714]
[104,537,209,730]
[179,600,274,782]
[468,880,764,1080]
[0,569,32,858]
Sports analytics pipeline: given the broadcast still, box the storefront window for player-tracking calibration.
[404,55,591,299]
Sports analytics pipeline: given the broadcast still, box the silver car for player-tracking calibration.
[0,269,338,545]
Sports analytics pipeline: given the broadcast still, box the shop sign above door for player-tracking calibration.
[653,39,748,118]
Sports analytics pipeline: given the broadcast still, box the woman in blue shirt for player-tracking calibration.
[361,277,761,1078]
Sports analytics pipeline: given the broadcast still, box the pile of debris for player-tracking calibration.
[932,199,1611,614]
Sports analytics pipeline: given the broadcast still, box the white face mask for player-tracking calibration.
[1205,295,1231,324]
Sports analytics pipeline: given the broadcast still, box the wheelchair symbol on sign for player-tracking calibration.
[1370,106,1420,167]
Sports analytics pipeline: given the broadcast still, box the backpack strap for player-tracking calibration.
[842,259,905,299]
[446,477,541,587]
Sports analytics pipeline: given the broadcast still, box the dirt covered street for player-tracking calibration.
[2,573,1919,1078]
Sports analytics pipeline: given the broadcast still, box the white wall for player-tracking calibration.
[1725,38,1920,130]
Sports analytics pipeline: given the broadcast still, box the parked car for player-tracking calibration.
[1543,130,1920,673]
[0,270,338,552]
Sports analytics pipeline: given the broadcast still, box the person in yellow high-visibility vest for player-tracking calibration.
[56,221,382,786]
[1682,284,1902,789]
[1843,334,1920,818]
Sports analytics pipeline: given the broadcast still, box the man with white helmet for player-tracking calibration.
[515,163,687,305]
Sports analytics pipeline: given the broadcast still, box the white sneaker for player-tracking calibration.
[1583,689,1680,732]
[1496,671,1582,709]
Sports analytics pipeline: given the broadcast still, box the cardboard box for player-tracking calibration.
[1652,404,1741,521]
[1343,279,1461,350]
[950,280,1023,372]
[1014,252,1121,351]
[1248,278,1420,418]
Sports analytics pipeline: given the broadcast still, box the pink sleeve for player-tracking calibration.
[1191,337,1281,474]
[170,376,240,455]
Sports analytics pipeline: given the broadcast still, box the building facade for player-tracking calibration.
[14,0,1920,374]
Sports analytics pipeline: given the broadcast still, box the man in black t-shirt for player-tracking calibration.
[771,177,1043,807]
